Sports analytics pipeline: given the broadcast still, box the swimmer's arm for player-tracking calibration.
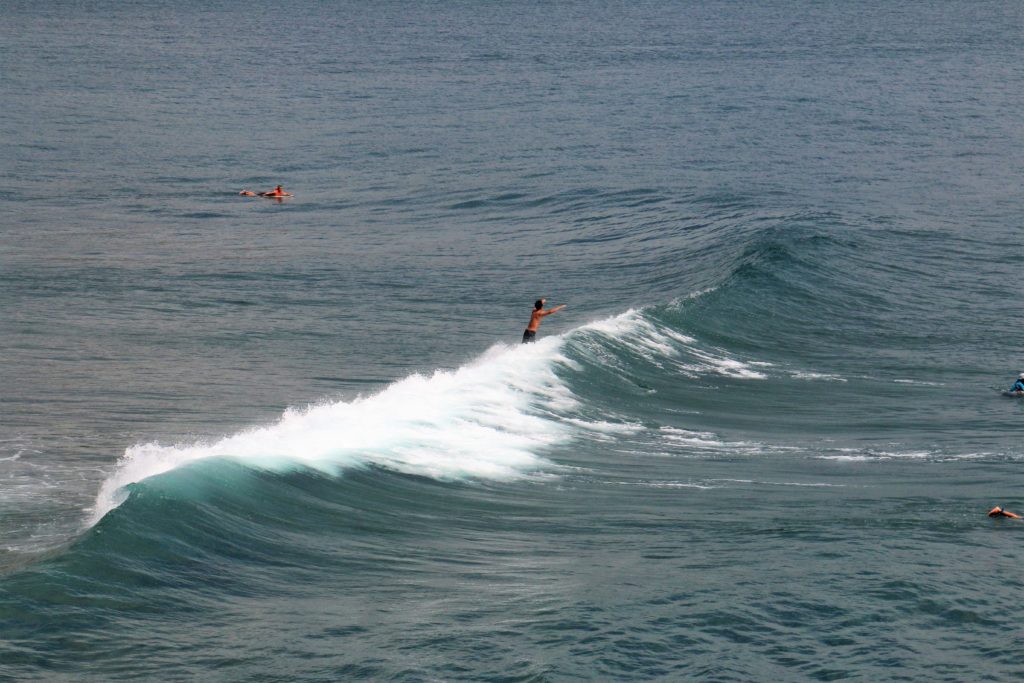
[542,304,566,316]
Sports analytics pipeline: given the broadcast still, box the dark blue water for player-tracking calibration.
[3,0,1024,680]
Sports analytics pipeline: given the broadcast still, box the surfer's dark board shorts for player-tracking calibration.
[522,329,536,344]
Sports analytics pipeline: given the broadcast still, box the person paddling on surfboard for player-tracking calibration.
[988,506,1022,519]
[1009,373,1024,395]
[259,185,291,198]
[522,298,566,343]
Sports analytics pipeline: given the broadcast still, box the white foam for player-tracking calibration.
[707,478,843,488]
[815,448,939,461]
[90,338,577,524]
[792,371,847,382]
[563,418,643,435]
[818,455,873,462]
[610,479,718,490]
[581,311,678,362]
[661,328,698,345]
[658,426,785,455]
[659,426,726,449]
[681,348,767,379]
[581,309,767,379]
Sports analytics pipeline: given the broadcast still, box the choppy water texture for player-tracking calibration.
[3,0,1024,680]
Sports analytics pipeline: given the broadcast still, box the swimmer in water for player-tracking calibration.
[1009,373,1024,395]
[239,190,257,196]
[988,506,1021,519]
[522,298,566,343]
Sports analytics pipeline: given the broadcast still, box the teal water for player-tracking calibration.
[3,0,1024,680]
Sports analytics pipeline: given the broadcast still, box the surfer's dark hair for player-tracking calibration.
[535,300,544,310]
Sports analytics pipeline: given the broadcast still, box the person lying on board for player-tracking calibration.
[988,506,1022,519]
[239,185,292,198]
[1009,373,1024,395]
[259,185,291,198]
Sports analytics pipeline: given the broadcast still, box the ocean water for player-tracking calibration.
[3,0,1024,680]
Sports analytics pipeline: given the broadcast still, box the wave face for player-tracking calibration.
[91,338,577,523]
[88,301,781,522]
[89,296,807,522]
